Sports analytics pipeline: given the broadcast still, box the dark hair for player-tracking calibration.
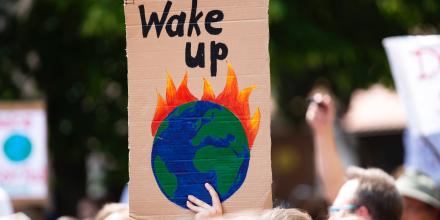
[347,167,403,220]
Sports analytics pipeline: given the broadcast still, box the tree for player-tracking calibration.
[269,0,440,121]
[1,0,127,215]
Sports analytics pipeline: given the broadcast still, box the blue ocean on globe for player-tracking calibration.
[151,101,250,209]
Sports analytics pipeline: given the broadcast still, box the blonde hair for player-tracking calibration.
[95,203,129,220]
[337,216,365,220]
[56,217,78,220]
[261,208,312,220]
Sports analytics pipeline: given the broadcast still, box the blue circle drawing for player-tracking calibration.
[151,101,250,209]
[3,134,32,162]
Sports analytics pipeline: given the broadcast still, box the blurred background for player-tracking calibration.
[1,0,439,219]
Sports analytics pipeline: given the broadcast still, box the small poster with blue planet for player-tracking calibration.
[0,101,48,204]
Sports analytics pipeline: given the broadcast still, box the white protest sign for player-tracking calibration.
[383,35,440,136]
[0,102,48,204]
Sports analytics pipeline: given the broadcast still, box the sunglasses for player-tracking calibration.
[328,204,360,215]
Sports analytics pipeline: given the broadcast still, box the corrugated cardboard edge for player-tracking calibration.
[0,101,46,110]
[125,0,273,216]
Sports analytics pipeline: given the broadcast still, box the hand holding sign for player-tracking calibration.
[306,93,335,134]
[125,0,271,217]
[187,183,223,220]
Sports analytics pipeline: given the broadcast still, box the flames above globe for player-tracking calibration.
[151,64,260,149]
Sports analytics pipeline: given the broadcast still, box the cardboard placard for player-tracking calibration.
[124,0,272,218]
[0,101,48,205]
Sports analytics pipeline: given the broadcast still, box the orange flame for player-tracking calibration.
[151,64,260,149]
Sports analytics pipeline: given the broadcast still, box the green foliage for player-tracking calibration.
[0,0,127,215]
[269,0,440,121]
[80,0,125,37]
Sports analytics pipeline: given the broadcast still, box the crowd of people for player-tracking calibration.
[93,92,439,220]
[1,92,439,220]
[183,92,440,220]
[306,92,440,220]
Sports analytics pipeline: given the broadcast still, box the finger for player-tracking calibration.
[322,95,335,114]
[205,183,221,211]
[312,93,323,103]
[307,99,318,110]
[322,94,331,104]
[307,94,322,107]
[308,94,328,113]
[306,102,317,115]
[309,96,329,113]
[188,195,211,209]
[306,106,316,122]
[187,201,204,213]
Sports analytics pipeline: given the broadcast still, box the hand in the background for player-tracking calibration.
[306,92,344,201]
[187,183,223,220]
[306,93,336,134]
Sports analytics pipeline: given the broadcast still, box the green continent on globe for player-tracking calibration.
[153,155,178,198]
[192,107,248,194]
[151,101,251,209]
[193,146,245,194]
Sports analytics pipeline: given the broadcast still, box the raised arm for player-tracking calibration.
[306,93,345,202]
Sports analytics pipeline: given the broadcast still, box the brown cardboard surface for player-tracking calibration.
[0,101,46,110]
[124,0,271,218]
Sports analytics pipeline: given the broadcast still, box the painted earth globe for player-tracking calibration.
[151,101,250,208]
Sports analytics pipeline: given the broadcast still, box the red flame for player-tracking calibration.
[151,64,260,149]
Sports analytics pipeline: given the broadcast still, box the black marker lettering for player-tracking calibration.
[138,1,172,38]
[188,0,203,36]
[210,41,228,77]
[166,12,186,37]
[186,42,205,68]
[138,0,230,76]
[205,10,224,35]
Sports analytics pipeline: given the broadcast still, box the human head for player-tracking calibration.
[57,217,78,220]
[396,169,440,220]
[95,203,129,220]
[261,208,312,220]
[330,167,402,220]
[219,208,311,220]
[337,216,365,220]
